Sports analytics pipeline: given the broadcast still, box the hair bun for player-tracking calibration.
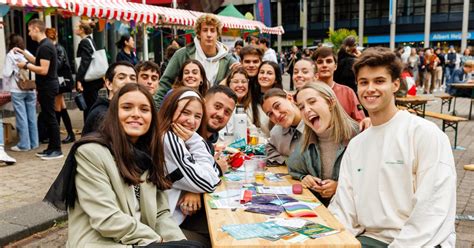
[89,21,96,29]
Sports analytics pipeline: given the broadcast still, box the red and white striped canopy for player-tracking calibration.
[71,0,195,27]
[5,0,67,9]
[2,0,284,35]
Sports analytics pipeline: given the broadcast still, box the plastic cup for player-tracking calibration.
[244,160,257,183]
[225,180,241,198]
[254,160,266,183]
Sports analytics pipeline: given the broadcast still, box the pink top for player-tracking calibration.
[332,82,365,122]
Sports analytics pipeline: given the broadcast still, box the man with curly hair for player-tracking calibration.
[154,14,237,107]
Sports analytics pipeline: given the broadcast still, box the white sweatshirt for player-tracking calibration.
[329,110,456,247]
[2,50,34,93]
[163,131,220,224]
[194,37,230,85]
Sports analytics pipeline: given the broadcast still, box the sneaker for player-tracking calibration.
[36,150,50,157]
[10,145,29,152]
[0,150,16,165]
[41,151,64,160]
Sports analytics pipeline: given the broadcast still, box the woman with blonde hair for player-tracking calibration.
[287,82,358,206]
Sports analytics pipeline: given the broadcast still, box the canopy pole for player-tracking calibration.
[160,29,164,63]
[0,17,6,71]
[277,0,282,53]
[172,0,177,36]
[143,0,148,61]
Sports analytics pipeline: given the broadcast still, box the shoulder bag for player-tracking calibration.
[16,69,36,90]
[75,38,108,82]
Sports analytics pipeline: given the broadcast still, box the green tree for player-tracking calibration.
[324,28,358,53]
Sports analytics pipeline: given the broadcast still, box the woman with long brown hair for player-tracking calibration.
[158,87,220,227]
[45,84,204,247]
[2,34,38,155]
[173,59,209,96]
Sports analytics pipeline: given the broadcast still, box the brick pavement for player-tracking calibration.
[2,95,474,247]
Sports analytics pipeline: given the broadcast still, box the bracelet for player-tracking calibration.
[23,62,29,69]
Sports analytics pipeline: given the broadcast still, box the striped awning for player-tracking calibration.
[71,0,195,27]
[5,0,67,9]
[2,0,284,35]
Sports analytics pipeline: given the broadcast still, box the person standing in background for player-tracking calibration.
[116,34,138,66]
[286,45,300,91]
[45,28,75,144]
[460,48,473,68]
[3,34,38,153]
[407,48,420,85]
[259,37,278,64]
[231,40,244,62]
[434,47,445,91]
[75,20,105,123]
[334,36,360,94]
[154,14,237,107]
[423,48,439,94]
[445,46,460,84]
[15,19,62,160]
[417,49,425,88]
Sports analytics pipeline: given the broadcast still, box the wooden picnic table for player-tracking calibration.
[204,166,360,248]
[450,83,474,120]
[395,95,435,118]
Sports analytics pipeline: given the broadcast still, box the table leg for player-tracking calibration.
[470,100,473,120]
[452,97,457,116]
[469,89,474,120]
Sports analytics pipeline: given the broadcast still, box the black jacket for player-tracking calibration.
[82,97,109,136]
[334,50,357,94]
[76,36,104,87]
[56,43,73,93]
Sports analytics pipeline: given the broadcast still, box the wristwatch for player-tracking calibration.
[23,62,29,69]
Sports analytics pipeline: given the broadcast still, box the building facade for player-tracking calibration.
[224,0,473,49]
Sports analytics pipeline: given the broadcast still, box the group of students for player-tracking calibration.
[40,13,456,248]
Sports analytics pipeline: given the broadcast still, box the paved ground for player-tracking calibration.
[1,82,474,247]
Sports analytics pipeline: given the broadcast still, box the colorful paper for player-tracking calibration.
[222,222,291,240]
[282,202,317,217]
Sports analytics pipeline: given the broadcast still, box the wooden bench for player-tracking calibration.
[399,107,467,148]
[435,94,454,113]
[423,111,467,149]
[2,116,16,145]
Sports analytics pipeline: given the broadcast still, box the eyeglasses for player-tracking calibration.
[230,79,249,84]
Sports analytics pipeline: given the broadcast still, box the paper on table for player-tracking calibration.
[256,186,293,195]
[285,233,310,243]
[209,197,242,209]
[274,218,308,229]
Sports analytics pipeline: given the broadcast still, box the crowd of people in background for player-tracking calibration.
[0,12,466,247]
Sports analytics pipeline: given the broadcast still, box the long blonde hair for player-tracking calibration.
[295,82,358,152]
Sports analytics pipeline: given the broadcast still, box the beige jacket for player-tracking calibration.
[68,143,186,248]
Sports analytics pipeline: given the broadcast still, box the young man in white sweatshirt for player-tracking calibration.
[328,47,456,247]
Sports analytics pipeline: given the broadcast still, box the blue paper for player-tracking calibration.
[222,222,291,240]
